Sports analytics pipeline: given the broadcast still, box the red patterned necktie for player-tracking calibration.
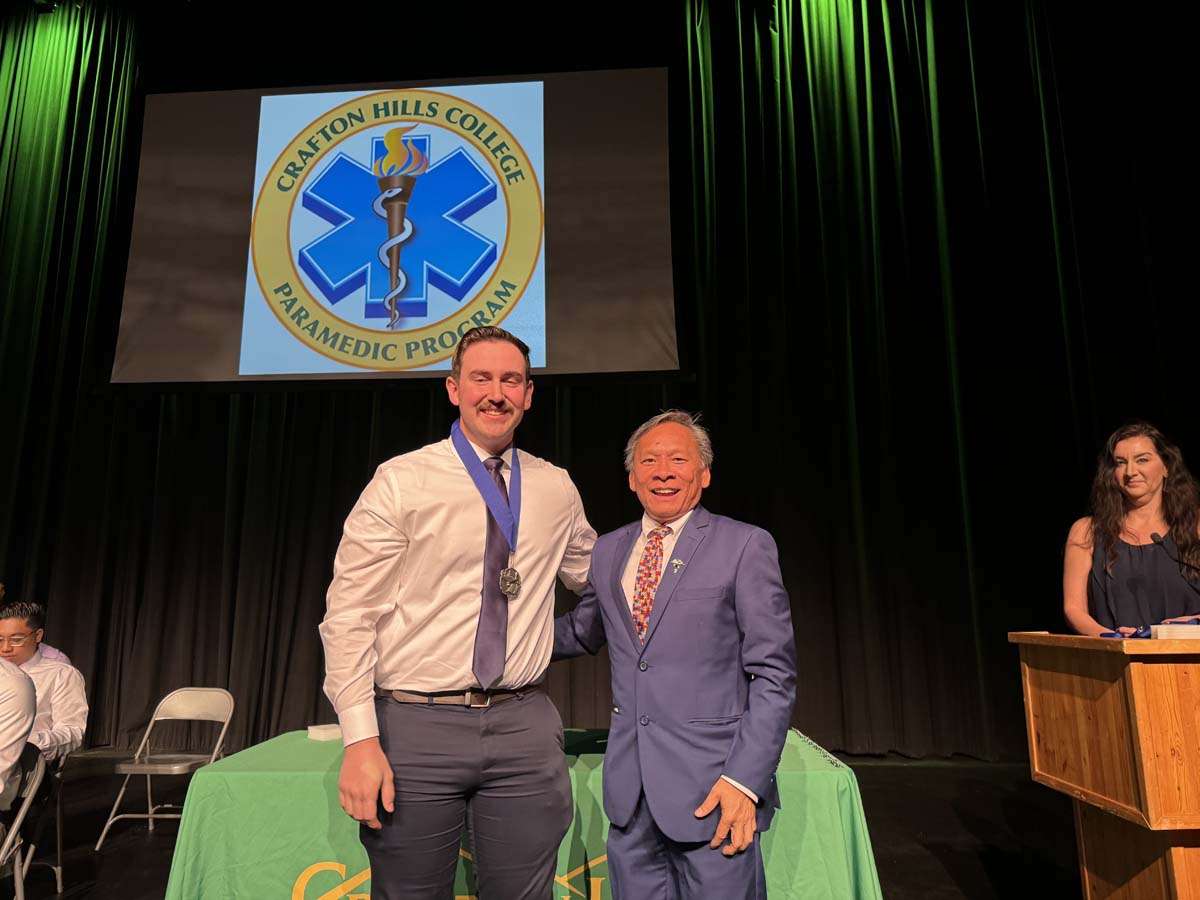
[632,525,672,642]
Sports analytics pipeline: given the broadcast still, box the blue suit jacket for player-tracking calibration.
[553,505,797,841]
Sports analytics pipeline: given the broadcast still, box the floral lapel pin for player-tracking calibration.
[670,558,685,574]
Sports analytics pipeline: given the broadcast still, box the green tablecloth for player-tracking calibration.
[164,728,880,900]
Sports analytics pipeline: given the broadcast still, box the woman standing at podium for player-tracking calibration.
[1063,421,1200,635]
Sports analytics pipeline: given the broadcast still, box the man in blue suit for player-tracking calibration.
[554,410,796,899]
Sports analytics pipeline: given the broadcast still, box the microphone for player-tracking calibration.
[1150,533,1200,576]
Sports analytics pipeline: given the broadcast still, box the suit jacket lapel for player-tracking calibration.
[642,506,710,649]
[611,523,641,651]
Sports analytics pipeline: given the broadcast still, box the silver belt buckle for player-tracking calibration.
[466,690,491,708]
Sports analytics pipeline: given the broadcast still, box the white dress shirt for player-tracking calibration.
[320,437,596,746]
[21,651,88,763]
[0,658,35,811]
[620,508,758,804]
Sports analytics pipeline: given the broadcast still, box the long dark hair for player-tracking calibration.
[1090,421,1200,578]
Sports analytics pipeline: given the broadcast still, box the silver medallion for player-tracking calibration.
[499,567,522,599]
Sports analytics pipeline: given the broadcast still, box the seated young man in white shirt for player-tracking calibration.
[0,601,87,763]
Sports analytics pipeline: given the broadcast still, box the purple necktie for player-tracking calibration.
[472,456,510,689]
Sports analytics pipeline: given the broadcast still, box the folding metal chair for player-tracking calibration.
[0,743,47,900]
[94,687,234,851]
[21,757,65,894]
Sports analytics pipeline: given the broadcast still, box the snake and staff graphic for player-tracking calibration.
[373,126,429,328]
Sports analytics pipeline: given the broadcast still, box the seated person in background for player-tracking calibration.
[0,601,87,762]
[0,583,65,663]
[0,658,35,812]
[1064,421,1200,635]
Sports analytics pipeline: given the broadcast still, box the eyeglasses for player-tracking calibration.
[0,633,35,647]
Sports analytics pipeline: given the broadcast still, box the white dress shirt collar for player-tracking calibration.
[462,436,515,469]
[640,507,695,539]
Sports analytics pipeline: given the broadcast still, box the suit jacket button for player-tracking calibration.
[639,715,649,726]
[639,661,648,671]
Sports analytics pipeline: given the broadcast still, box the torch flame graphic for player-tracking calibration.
[373,125,430,178]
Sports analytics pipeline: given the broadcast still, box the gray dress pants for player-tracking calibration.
[363,689,572,900]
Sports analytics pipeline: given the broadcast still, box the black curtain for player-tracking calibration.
[2,0,1196,760]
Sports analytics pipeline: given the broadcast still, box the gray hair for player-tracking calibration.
[623,410,714,472]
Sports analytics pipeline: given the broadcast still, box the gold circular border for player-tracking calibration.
[250,89,543,370]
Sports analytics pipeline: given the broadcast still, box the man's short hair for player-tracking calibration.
[0,600,45,631]
[451,326,532,381]
[623,410,715,472]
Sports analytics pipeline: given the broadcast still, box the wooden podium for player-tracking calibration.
[1010,632,1200,899]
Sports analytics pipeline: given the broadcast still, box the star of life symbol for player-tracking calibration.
[297,128,499,324]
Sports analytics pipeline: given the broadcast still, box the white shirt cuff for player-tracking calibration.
[338,701,380,747]
[721,775,759,805]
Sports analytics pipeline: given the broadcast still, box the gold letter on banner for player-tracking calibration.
[292,861,371,900]
[555,854,609,899]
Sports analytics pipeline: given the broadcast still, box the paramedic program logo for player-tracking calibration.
[250,89,543,369]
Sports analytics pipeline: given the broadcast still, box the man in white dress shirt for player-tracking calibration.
[0,602,88,763]
[0,657,35,812]
[320,326,596,900]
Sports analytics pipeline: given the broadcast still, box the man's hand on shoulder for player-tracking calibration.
[694,777,757,856]
[339,737,394,829]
